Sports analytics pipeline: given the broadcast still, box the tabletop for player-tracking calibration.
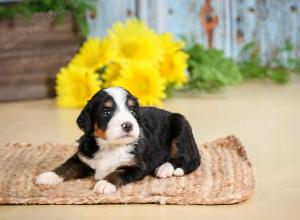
[0,80,299,220]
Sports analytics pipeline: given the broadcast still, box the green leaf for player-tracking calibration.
[238,39,300,83]
[165,83,178,97]
[268,69,290,84]
[185,43,242,92]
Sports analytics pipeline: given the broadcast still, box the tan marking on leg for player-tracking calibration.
[171,140,178,158]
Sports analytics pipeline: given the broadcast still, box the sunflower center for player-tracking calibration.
[121,40,146,60]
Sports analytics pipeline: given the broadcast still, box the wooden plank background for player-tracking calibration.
[88,0,300,62]
[0,13,82,101]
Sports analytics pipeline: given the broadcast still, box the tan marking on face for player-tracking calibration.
[104,100,113,108]
[127,99,135,107]
[94,124,107,140]
[171,140,177,158]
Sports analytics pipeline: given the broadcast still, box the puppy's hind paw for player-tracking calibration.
[173,168,185,176]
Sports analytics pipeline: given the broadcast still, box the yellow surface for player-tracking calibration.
[0,80,299,220]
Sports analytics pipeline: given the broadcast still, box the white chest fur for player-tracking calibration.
[78,144,135,180]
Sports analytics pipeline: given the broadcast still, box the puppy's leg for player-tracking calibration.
[156,113,201,178]
[169,113,201,176]
[36,153,94,185]
[93,166,145,194]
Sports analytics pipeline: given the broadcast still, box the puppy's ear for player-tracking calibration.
[132,97,141,122]
[134,96,140,109]
[77,101,93,135]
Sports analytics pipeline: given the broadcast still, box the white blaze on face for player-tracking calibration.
[103,87,140,145]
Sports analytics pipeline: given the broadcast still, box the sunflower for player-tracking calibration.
[71,37,116,71]
[113,62,166,106]
[159,33,185,54]
[159,33,188,88]
[160,51,189,88]
[56,64,101,108]
[108,19,163,64]
[102,62,122,88]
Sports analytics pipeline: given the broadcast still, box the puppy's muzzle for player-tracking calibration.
[121,122,133,133]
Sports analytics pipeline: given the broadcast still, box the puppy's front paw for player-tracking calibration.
[36,172,63,185]
[93,180,117,194]
[155,162,174,179]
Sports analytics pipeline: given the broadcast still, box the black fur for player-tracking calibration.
[136,107,200,175]
[53,154,94,181]
[51,88,201,189]
[77,91,117,136]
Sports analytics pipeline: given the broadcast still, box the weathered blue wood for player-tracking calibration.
[296,1,300,58]
[211,0,232,56]
[164,0,207,46]
[255,0,300,63]
[164,1,194,41]
[230,0,239,59]
[224,0,233,57]
[88,0,300,61]
[290,0,300,59]
[87,0,136,37]
[137,0,166,33]
[235,0,257,53]
[210,0,224,51]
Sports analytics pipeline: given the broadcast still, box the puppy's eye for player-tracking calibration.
[103,109,111,116]
[129,107,136,115]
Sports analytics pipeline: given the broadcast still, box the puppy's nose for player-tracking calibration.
[121,122,133,133]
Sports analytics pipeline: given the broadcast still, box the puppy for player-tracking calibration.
[36,87,201,193]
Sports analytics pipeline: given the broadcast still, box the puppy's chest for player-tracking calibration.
[79,145,135,180]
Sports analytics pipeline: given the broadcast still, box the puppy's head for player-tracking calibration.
[77,87,140,146]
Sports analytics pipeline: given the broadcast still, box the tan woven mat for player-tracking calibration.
[0,135,255,205]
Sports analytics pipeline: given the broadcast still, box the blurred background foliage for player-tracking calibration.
[238,40,300,84]
[183,36,300,93]
[0,0,95,36]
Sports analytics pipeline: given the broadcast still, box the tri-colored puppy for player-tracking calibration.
[36,87,200,194]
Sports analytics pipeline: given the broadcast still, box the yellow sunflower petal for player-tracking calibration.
[160,51,189,88]
[108,19,163,64]
[56,64,101,108]
[71,37,116,71]
[159,33,189,88]
[159,33,185,54]
[112,62,166,106]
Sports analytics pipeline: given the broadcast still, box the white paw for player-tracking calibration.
[173,168,185,176]
[93,180,117,194]
[155,162,174,179]
[36,172,63,185]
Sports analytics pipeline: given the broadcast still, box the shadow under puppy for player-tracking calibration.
[36,87,201,193]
